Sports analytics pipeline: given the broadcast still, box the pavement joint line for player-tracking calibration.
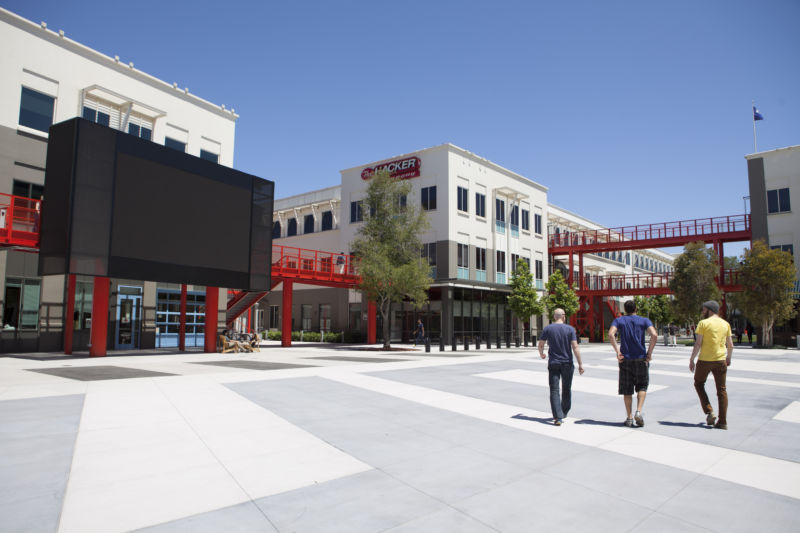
[322,370,800,501]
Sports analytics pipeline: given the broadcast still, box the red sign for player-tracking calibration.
[361,157,421,180]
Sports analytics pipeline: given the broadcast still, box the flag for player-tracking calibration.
[753,105,764,121]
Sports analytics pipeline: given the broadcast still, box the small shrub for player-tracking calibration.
[267,330,281,341]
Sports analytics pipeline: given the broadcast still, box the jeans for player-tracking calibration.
[694,360,728,424]
[548,362,574,420]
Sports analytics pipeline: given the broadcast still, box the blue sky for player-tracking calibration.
[5,1,799,256]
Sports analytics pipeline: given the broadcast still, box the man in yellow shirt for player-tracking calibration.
[689,300,734,429]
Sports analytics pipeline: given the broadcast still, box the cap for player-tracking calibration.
[702,300,720,314]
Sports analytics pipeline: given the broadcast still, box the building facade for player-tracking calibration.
[0,8,237,352]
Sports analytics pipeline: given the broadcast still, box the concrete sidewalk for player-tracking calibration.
[1,343,799,532]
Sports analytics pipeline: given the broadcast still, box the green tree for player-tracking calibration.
[632,295,672,327]
[351,169,431,349]
[508,258,544,338]
[669,241,721,324]
[737,240,797,347]
[544,270,579,320]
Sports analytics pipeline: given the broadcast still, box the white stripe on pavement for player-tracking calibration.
[475,369,667,396]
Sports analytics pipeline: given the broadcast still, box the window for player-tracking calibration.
[421,242,437,278]
[521,209,530,231]
[350,201,363,223]
[767,188,791,213]
[82,106,110,126]
[421,186,437,210]
[475,192,486,218]
[3,278,41,330]
[154,289,205,347]
[496,251,506,273]
[457,243,469,279]
[771,244,794,256]
[496,199,506,222]
[200,149,219,163]
[19,87,55,133]
[535,259,543,280]
[319,304,331,331]
[457,186,468,212]
[13,180,44,200]
[165,137,186,152]
[475,247,486,271]
[510,206,519,226]
[626,252,631,265]
[534,213,542,234]
[397,194,407,209]
[301,304,312,330]
[511,253,520,273]
[272,221,281,239]
[304,214,314,234]
[269,305,280,329]
[287,218,297,237]
[127,122,152,140]
[321,211,333,231]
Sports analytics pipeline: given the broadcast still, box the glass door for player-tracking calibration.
[115,286,142,350]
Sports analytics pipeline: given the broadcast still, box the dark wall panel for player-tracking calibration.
[39,118,273,290]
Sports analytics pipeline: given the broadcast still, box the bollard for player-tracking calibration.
[476,337,480,351]
[464,336,469,350]
[487,337,491,349]
[452,336,457,351]
[439,336,445,352]
[515,337,520,348]
[524,331,530,347]
[425,337,431,353]
[506,334,511,348]
[496,336,501,349]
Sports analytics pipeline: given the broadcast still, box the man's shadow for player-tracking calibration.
[658,421,711,429]
[573,419,629,427]
[512,414,556,426]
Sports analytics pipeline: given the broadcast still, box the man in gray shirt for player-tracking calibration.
[538,308,585,425]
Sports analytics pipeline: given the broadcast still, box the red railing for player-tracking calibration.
[271,245,360,286]
[549,214,750,249]
[578,269,742,294]
[0,193,40,249]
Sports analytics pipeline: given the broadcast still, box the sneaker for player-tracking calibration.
[706,412,717,426]
[554,419,562,426]
[634,411,644,427]
[624,418,634,427]
[714,422,728,430]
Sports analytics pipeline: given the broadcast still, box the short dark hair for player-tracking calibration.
[624,300,636,314]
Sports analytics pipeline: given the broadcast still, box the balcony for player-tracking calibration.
[495,220,506,234]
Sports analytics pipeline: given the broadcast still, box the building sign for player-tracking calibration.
[361,157,421,180]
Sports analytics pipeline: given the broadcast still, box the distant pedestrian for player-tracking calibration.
[736,327,743,345]
[413,319,424,346]
[538,308,584,426]
[744,326,750,343]
[608,300,658,427]
[689,301,733,430]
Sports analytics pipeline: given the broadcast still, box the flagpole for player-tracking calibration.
[752,100,757,152]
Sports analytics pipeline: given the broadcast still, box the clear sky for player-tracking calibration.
[4,0,799,257]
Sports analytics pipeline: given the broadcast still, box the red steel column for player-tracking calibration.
[179,284,187,351]
[281,280,293,347]
[568,251,574,287]
[64,274,76,355]
[204,286,219,353]
[367,300,377,344]
[89,276,110,357]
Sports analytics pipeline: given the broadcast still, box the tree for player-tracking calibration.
[351,169,431,349]
[737,240,797,347]
[669,241,721,324]
[544,270,579,320]
[508,258,544,338]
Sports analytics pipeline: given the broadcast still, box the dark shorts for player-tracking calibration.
[619,358,649,395]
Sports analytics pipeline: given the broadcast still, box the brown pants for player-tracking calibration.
[694,360,728,424]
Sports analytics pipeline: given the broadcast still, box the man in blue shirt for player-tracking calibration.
[538,308,584,425]
[608,300,658,427]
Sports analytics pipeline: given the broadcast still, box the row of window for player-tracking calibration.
[273,211,334,239]
[456,188,543,235]
[19,86,219,163]
[455,244,543,280]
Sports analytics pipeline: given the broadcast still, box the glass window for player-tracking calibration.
[495,199,505,222]
[476,247,486,271]
[304,214,314,234]
[319,304,331,331]
[521,210,529,231]
[12,180,44,200]
[301,304,312,330]
[457,186,468,212]
[457,243,469,268]
[496,251,506,273]
[321,211,333,231]
[475,192,486,217]
[767,188,791,213]
[269,305,280,329]
[165,137,186,152]
[511,253,520,273]
[350,201,363,222]
[510,206,519,226]
[272,221,281,239]
[421,186,437,210]
[19,87,55,133]
[287,218,297,237]
[200,149,219,163]
[3,278,41,330]
[535,259,543,280]
[422,242,437,265]
[534,213,542,234]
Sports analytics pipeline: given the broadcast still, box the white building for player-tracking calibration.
[265,144,674,343]
[0,7,237,352]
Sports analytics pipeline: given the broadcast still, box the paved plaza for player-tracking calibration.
[1,341,799,532]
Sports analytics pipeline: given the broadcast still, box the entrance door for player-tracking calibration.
[115,287,142,350]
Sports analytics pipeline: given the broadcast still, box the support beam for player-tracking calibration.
[64,274,76,355]
[367,300,377,344]
[179,284,187,351]
[89,276,109,357]
[204,286,219,353]
[282,280,293,347]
